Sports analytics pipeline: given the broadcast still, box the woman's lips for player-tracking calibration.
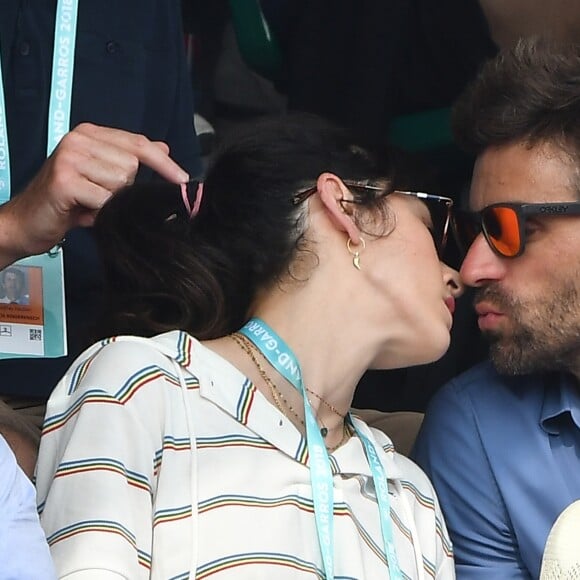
[444,296,455,315]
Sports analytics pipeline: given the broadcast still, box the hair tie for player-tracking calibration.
[181,181,204,219]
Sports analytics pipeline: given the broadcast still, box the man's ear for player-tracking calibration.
[316,173,362,242]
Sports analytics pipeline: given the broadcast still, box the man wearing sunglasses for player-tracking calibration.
[412,38,580,579]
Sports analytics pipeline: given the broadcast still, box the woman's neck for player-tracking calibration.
[247,283,381,426]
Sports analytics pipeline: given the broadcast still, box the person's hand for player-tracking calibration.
[0,123,190,268]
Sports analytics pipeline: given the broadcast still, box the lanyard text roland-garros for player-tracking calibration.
[0,0,79,198]
[0,0,79,359]
[240,318,402,579]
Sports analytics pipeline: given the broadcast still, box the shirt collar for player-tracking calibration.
[540,372,580,435]
[152,331,402,480]
[152,331,303,458]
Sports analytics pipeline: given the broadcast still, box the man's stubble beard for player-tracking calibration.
[476,283,580,376]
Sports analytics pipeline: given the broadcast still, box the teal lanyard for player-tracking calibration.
[240,318,402,579]
[0,0,80,203]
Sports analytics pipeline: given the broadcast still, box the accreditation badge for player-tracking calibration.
[0,247,67,359]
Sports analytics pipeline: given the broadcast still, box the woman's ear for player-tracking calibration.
[316,173,362,242]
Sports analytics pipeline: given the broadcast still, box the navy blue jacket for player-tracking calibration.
[0,0,200,398]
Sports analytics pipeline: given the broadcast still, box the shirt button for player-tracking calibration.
[105,41,119,54]
[19,42,31,56]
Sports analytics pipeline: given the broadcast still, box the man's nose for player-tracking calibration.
[460,234,507,287]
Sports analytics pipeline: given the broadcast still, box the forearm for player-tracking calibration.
[0,200,30,268]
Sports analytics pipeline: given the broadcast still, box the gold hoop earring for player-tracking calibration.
[346,237,366,270]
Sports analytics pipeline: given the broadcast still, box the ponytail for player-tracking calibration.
[95,113,391,340]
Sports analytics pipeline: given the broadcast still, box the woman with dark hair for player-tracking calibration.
[36,113,461,579]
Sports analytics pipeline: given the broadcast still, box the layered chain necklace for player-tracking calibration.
[230,332,352,452]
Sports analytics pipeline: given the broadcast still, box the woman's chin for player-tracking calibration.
[371,333,450,370]
[414,338,451,366]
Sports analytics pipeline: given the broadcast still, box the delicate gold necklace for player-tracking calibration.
[230,333,349,449]
[326,421,353,453]
[230,333,305,429]
[305,386,348,421]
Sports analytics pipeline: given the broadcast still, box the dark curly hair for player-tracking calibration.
[452,37,580,187]
[94,113,397,339]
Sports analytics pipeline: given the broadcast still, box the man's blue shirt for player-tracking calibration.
[412,361,580,579]
[0,436,55,578]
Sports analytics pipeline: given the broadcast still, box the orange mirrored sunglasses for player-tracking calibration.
[453,202,580,258]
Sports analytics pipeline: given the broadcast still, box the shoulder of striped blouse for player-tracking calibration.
[50,330,200,401]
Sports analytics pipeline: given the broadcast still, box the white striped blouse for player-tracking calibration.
[36,331,455,579]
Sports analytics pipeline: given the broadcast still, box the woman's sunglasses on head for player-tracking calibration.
[453,201,580,258]
[293,180,453,259]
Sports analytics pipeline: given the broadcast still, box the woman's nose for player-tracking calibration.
[441,261,464,297]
